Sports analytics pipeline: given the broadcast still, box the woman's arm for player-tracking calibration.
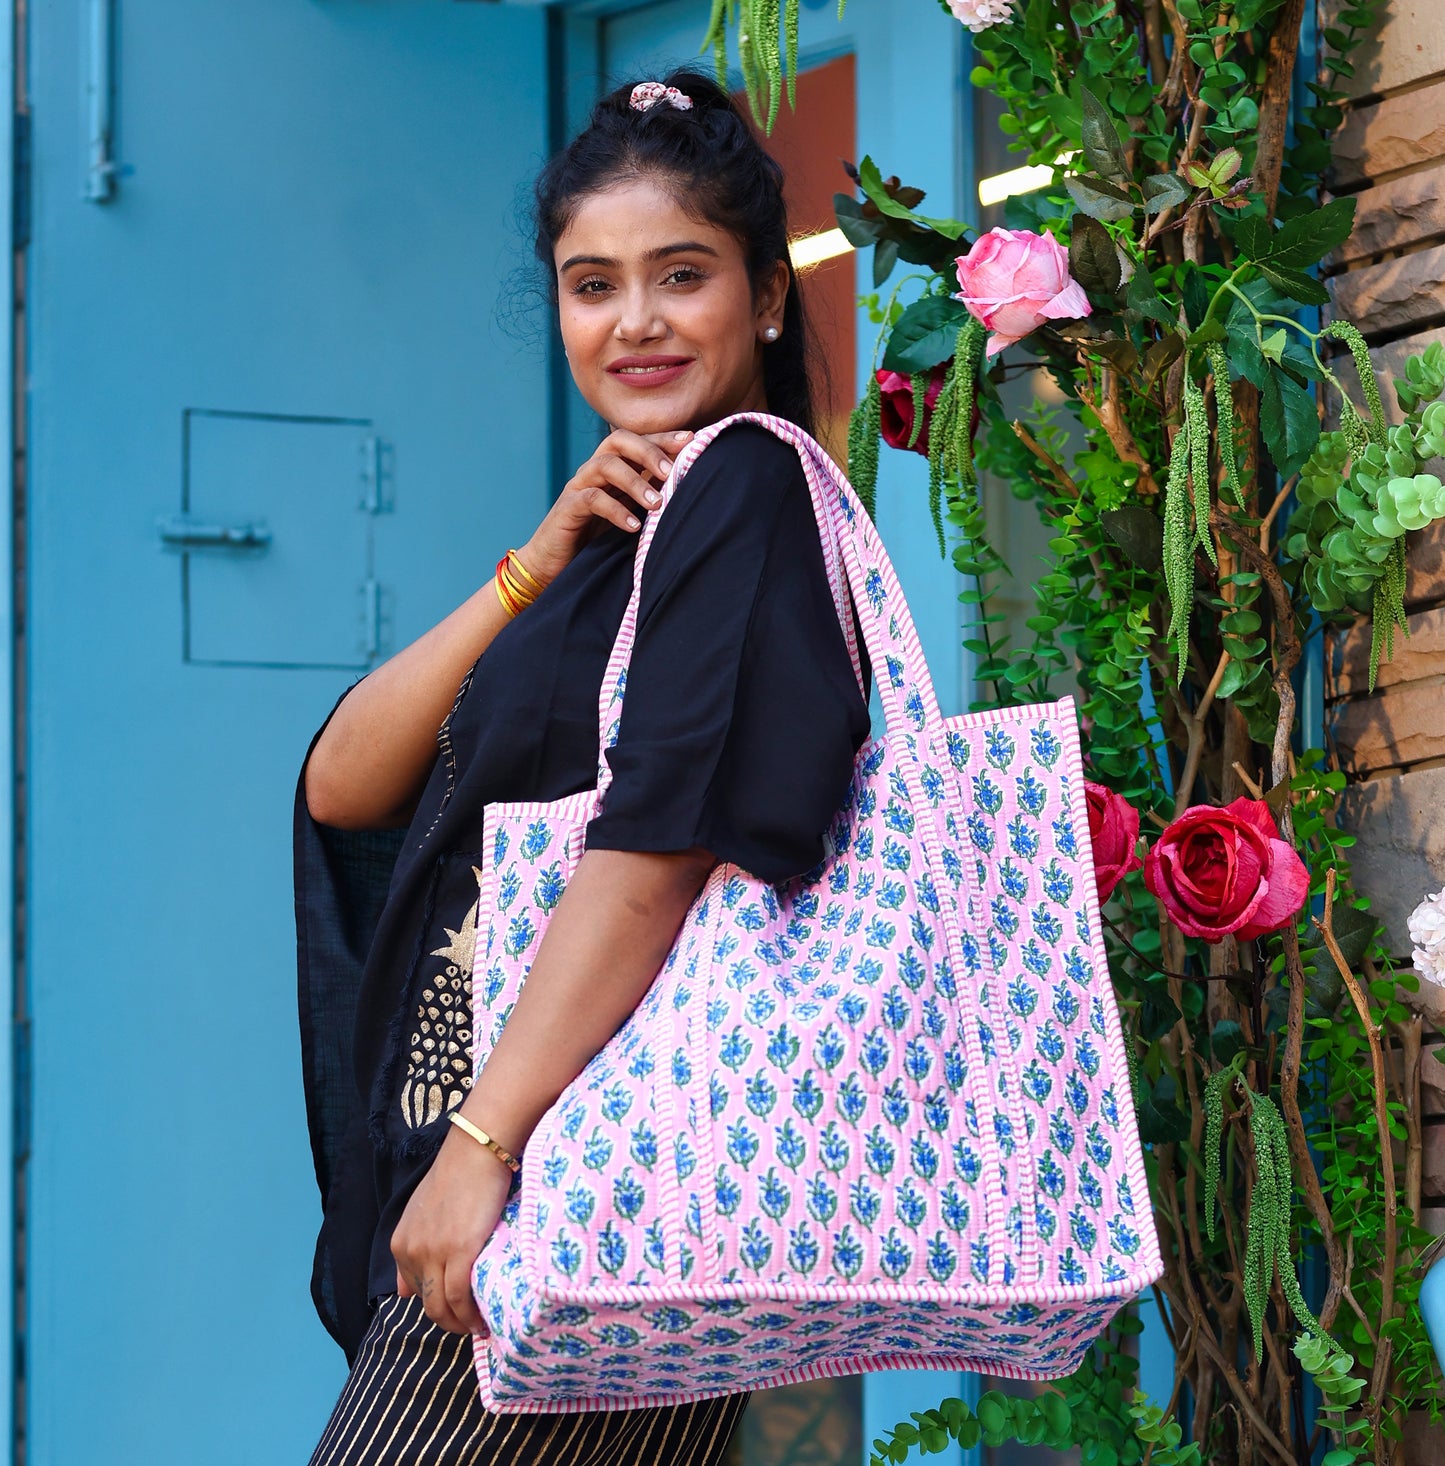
[390,845,716,1334]
[303,428,692,830]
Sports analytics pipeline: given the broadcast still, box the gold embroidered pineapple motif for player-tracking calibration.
[401,880,479,1129]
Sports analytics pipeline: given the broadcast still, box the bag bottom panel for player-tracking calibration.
[472,1287,1135,1413]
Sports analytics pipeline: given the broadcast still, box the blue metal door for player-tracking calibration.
[23,3,551,1460]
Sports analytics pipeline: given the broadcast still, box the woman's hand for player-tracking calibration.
[391,1125,515,1335]
[518,428,693,585]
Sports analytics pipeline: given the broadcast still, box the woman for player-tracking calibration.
[297,71,869,1465]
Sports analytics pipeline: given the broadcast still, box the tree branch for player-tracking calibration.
[1255,0,1307,216]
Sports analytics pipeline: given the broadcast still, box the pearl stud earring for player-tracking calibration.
[762,326,780,342]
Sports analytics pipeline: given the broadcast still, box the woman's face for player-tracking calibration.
[553,176,788,436]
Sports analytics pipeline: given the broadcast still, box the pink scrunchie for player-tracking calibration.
[629,82,693,113]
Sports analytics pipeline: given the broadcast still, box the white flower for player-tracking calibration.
[1408,886,1445,985]
[946,0,1016,32]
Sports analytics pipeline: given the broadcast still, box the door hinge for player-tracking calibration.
[13,1018,31,1168]
[361,579,390,661]
[12,110,30,251]
[359,436,394,514]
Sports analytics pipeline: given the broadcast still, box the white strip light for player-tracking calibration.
[789,227,854,270]
[977,162,1057,207]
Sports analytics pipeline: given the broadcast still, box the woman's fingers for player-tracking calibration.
[443,1254,486,1336]
[592,453,659,515]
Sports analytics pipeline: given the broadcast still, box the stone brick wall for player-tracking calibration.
[1321,4,1445,1447]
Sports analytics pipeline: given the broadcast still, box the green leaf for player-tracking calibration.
[1138,1072,1190,1143]
[1143,173,1191,215]
[1326,905,1377,976]
[881,295,970,373]
[1127,268,1177,326]
[1141,333,1184,392]
[1070,214,1122,295]
[1182,266,1211,329]
[1260,369,1321,477]
[872,236,901,288]
[1237,196,1356,269]
[1091,338,1140,373]
[1079,85,1130,183]
[975,1395,1008,1438]
[1260,328,1287,364]
[1260,262,1331,305]
[1066,175,1135,223]
[832,193,885,247]
[1227,321,1269,390]
[857,156,966,238]
[1100,506,1164,570]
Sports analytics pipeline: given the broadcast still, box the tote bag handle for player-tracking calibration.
[592,412,944,799]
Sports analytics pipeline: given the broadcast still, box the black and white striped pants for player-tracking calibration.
[308,1294,749,1466]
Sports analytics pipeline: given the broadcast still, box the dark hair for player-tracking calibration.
[534,69,816,437]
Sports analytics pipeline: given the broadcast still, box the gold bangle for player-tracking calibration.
[448,1111,523,1173]
[506,550,543,591]
[494,576,522,620]
[498,564,536,610]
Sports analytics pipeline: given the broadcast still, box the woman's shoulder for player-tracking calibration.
[676,418,809,512]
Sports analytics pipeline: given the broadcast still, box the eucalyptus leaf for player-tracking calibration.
[1079,85,1130,183]
[1070,213,1123,295]
[1066,174,1136,223]
[880,294,970,373]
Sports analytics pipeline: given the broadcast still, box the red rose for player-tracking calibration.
[1085,781,1143,902]
[1144,797,1309,943]
[877,366,948,456]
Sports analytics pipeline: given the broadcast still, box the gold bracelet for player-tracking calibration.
[447,1111,523,1173]
[506,550,543,592]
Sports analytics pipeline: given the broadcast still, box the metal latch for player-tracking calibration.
[157,516,272,550]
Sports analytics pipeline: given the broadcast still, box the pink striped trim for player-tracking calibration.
[476,1267,1155,1310]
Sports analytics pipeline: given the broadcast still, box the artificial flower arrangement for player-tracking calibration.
[708,0,1445,1461]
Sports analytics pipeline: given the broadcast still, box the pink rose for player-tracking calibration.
[1144,798,1310,944]
[1085,781,1143,902]
[946,0,1015,30]
[876,366,947,456]
[954,227,1092,358]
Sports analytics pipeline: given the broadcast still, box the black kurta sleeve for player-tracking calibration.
[584,422,869,883]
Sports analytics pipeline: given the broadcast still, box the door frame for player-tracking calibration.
[2,0,16,1455]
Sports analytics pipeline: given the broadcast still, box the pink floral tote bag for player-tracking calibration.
[466,412,1163,1413]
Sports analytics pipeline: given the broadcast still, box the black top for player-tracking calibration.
[294,424,870,1359]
